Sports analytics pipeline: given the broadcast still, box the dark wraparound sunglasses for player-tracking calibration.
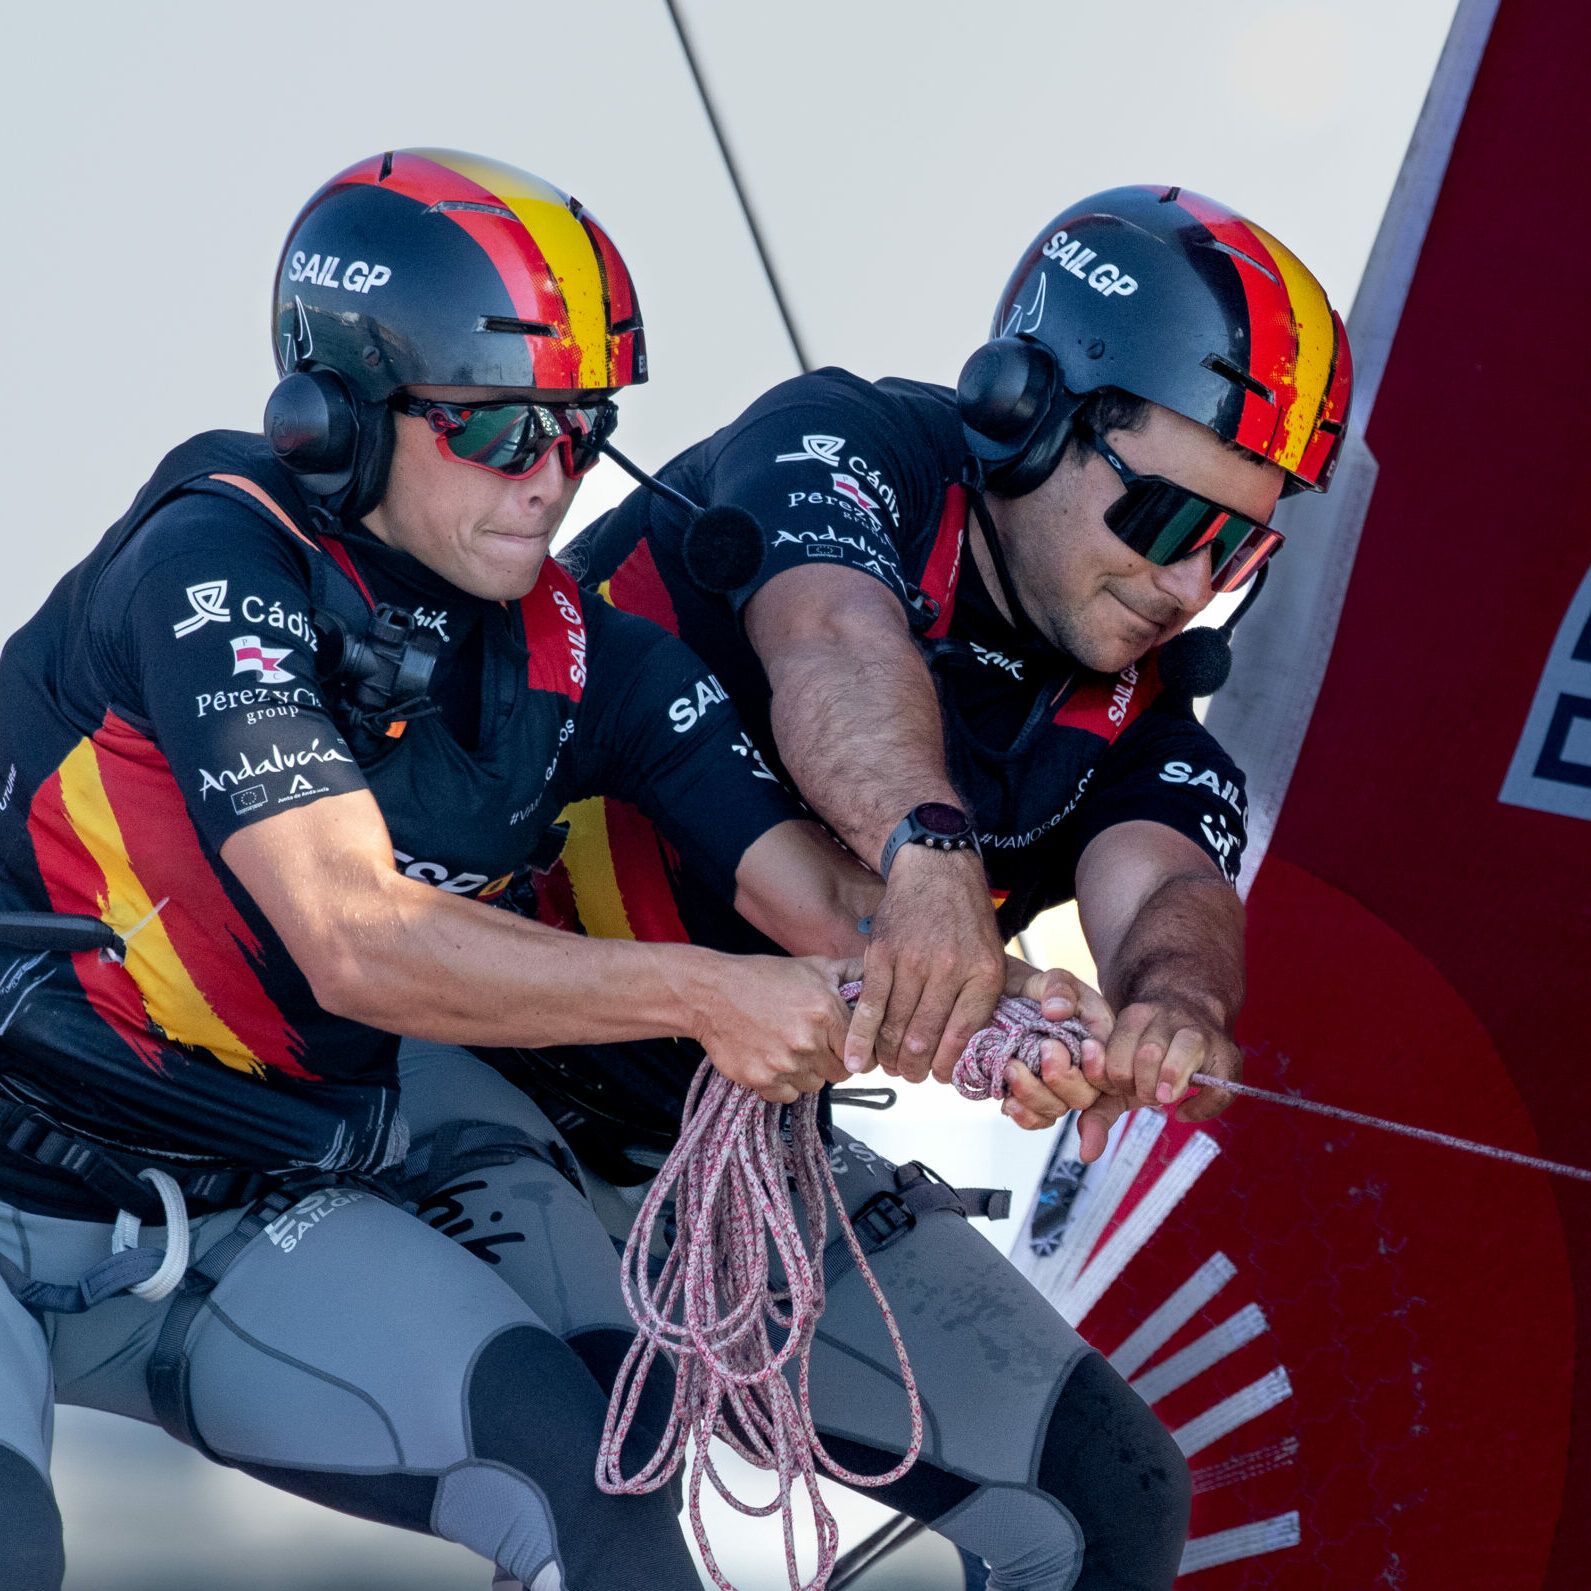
[1075,417,1283,593]
[390,395,618,480]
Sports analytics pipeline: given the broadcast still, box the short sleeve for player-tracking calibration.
[694,373,949,617]
[571,603,808,900]
[92,490,369,851]
[1066,704,1250,883]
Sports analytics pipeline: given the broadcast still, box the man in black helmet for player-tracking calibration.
[441,186,1348,1591]
[559,185,1352,1160]
[0,149,1094,1591]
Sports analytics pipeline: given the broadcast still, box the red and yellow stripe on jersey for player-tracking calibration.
[336,149,642,390]
[25,711,311,1079]
[550,540,690,946]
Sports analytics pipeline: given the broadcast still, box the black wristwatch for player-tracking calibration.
[879,803,981,881]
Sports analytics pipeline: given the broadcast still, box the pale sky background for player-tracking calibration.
[2,1,1461,1586]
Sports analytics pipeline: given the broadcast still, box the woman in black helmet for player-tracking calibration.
[0,149,1099,1591]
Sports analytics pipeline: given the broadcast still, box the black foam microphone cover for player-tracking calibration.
[681,506,765,594]
[1157,625,1232,700]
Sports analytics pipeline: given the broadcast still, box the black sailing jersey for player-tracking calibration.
[565,367,1250,952]
[0,433,799,1212]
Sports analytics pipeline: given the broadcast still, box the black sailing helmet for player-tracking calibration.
[959,185,1353,498]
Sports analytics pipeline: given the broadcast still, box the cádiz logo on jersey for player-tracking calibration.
[776,434,845,467]
[230,635,294,684]
[173,580,231,638]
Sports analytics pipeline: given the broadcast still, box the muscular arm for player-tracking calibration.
[1072,819,1246,1158]
[222,790,857,1103]
[744,564,1007,1079]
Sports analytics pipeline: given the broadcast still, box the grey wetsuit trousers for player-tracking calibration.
[0,1166,700,1590]
[399,1043,1192,1591]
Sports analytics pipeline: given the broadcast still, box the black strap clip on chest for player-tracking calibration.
[313,602,442,739]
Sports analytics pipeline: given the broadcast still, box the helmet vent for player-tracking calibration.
[378,151,394,182]
[428,199,517,220]
[478,315,557,337]
[1202,353,1275,404]
[1199,237,1279,283]
[611,315,643,334]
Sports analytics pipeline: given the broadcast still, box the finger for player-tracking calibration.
[1096,1007,1152,1093]
[1004,1055,1090,1126]
[1037,1039,1101,1112]
[759,1081,801,1105]
[843,953,892,1076]
[1128,1019,1173,1106]
[876,960,932,1083]
[1154,1026,1205,1107]
[1077,1094,1128,1162]
[1176,1040,1241,1123]
[902,966,960,1084]
[1000,1095,1051,1132]
[1072,983,1115,1048]
[1021,966,1082,1017]
[927,975,1002,1085]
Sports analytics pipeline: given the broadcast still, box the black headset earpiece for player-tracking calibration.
[957,337,1085,498]
[264,366,394,520]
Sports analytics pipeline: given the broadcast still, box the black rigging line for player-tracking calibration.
[663,0,812,373]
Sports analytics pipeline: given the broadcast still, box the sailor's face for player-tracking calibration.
[364,387,582,601]
[992,401,1284,675]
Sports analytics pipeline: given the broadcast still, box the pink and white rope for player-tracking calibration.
[596,990,1088,1591]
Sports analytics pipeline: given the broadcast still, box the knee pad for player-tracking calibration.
[465,1325,698,1591]
[1036,1352,1191,1590]
[0,1444,65,1591]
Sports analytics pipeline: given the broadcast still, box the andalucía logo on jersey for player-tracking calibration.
[173,580,231,638]
[230,635,294,684]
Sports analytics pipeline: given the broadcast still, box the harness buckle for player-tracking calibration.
[851,1189,915,1254]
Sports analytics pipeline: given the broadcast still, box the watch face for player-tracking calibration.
[916,802,970,836]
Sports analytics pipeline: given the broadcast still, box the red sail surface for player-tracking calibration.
[1029,1,1591,1583]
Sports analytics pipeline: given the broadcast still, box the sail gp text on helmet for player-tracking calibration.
[1041,230,1138,297]
[284,252,393,294]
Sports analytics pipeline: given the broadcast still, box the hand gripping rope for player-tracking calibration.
[596,988,1591,1591]
[594,988,1090,1591]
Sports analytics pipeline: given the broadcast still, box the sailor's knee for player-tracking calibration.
[1037,1352,1190,1589]
[0,1443,65,1591]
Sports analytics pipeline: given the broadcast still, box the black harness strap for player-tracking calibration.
[144,1179,348,1461]
[0,1245,165,1316]
[821,1160,1011,1292]
[388,1119,583,1207]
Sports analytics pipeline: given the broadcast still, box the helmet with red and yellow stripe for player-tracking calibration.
[960,185,1351,497]
[272,148,646,400]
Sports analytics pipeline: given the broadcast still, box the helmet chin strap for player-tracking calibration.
[966,486,1062,657]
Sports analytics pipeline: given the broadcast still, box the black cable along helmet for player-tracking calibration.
[266,148,647,518]
[958,185,1352,499]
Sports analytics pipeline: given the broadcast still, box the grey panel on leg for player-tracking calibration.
[175,1186,698,1589]
[804,1134,1091,1479]
[398,1041,634,1339]
[0,1210,67,1591]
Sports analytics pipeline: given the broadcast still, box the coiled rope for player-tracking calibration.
[596,988,1088,1591]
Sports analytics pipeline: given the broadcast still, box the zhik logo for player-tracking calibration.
[230,636,294,684]
[776,434,845,467]
[173,581,231,638]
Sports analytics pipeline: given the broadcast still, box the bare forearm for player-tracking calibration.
[1102,872,1245,1029]
[732,820,879,958]
[293,867,727,1047]
[765,631,959,867]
